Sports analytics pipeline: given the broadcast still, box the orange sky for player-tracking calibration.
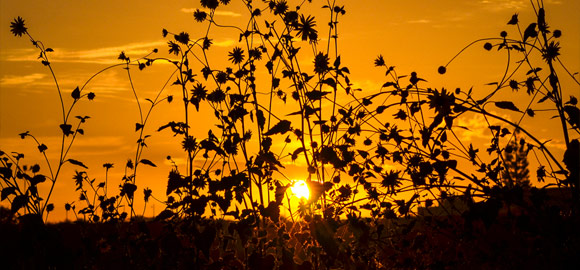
[1,0,579,222]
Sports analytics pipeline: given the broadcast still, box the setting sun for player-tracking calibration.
[290,180,310,200]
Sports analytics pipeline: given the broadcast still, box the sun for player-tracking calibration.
[290,180,310,200]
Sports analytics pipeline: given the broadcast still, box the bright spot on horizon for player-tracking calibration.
[290,180,310,200]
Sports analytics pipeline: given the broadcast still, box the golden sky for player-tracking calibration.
[1,0,579,222]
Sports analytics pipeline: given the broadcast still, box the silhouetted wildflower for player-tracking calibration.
[194,9,207,22]
[314,52,329,74]
[296,15,318,43]
[228,47,245,64]
[374,55,385,67]
[542,41,560,62]
[10,17,27,37]
[182,136,197,152]
[201,0,219,9]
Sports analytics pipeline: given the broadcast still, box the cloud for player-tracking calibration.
[181,8,242,17]
[478,0,527,11]
[2,39,236,65]
[406,19,432,24]
[0,73,46,86]
[2,41,165,65]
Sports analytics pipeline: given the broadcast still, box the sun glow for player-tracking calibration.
[290,180,310,200]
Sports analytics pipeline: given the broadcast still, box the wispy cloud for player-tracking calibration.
[0,73,46,86]
[406,19,432,24]
[2,41,163,64]
[181,8,242,17]
[2,39,236,64]
[478,0,527,11]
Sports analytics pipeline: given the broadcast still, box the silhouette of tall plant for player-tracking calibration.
[502,129,531,187]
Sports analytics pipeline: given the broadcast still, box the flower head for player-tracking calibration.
[10,17,27,37]
[228,47,245,64]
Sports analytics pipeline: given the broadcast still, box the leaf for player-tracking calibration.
[291,147,304,161]
[155,209,174,221]
[523,23,537,42]
[11,195,28,213]
[256,109,266,131]
[333,55,341,69]
[1,187,16,201]
[60,124,74,136]
[305,90,331,101]
[139,159,157,167]
[263,120,292,136]
[135,123,144,132]
[322,78,336,88]
[67,159,88,169]
[29,174,46,185]
[71,87,80,100]
[494,101,521,112]
[564,105,580,127]
[382,82,397,88]
[0,167,12,180]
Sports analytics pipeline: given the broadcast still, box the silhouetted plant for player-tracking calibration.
[1,0,579,268]
[502,128,531,187]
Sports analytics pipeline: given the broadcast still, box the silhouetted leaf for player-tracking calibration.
[495,101,520,112]
[526,108,535,117]
[564,105,580,127]
[71,87,80,100]
[60,124,73,136]
[305,90,330,101]
[29,174,46,185]
[322,78,336,88]
[67,159,88,169]
[139,159,157,167]
[292,147,304,161]
[156,209,174,221]
[264,120,292,136]
[11,195,28,213]
[523,23,537,42]
[1,187,16,201]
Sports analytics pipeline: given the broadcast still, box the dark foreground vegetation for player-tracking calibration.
[1,0,579,268]
[1,201,579,269]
